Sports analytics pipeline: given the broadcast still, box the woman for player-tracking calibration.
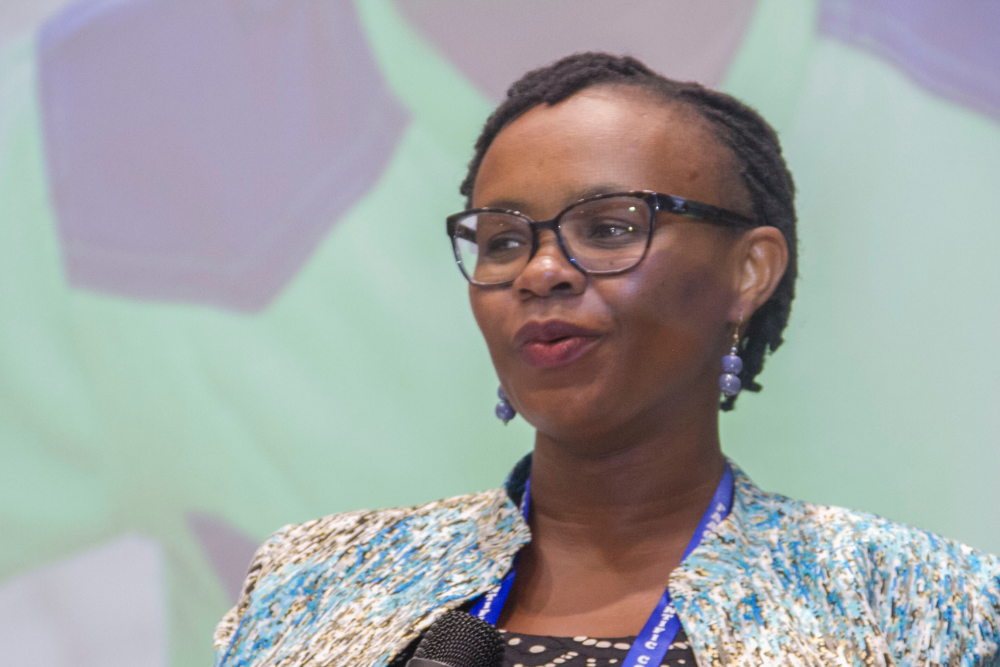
[214,54,1000,667]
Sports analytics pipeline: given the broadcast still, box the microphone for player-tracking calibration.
[406,610,505,667]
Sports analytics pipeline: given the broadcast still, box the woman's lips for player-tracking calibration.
[515,320,602,369]
[521,336,599,368]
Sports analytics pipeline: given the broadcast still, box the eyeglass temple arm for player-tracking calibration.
[656,194,756,228]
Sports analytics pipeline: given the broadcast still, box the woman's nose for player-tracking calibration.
[512,230,586,298]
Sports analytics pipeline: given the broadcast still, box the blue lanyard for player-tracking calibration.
[471,463,734,667]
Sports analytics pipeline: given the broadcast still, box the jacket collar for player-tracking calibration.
[503,452,533,506]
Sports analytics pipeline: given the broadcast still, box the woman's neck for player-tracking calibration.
[497,410,726,636]
[528,410,725,541]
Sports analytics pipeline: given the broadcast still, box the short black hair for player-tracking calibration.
[460,52,797,410]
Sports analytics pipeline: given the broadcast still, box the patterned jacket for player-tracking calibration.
[214,457,1000,666]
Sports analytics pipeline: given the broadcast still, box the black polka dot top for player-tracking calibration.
[499,627,697,667]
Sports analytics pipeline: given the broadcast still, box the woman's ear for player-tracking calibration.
[729,226,788,322]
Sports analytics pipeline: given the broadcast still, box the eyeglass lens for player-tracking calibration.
[453,196,653,285]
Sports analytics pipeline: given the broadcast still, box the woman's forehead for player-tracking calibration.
[472,87,736,215]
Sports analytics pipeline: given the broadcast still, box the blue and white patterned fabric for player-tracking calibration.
[214,457,1000,666]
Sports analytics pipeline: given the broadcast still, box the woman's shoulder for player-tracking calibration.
[682,467,1000,663]
[249,486,517,578]
[730,471,1000,659]
[213,486,527,657]
[742,476,1000,578]
[733,464,998,570]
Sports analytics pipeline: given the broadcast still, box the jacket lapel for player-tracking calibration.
[360,489,531,666]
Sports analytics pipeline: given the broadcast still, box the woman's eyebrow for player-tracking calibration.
[480,198,531,212]
[574,184,630,201]
[480,184,631,214]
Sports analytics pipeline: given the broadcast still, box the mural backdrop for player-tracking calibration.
[0,1,998,665]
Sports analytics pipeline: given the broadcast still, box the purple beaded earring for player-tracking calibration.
[496,386,516,424]
[719,323,743,397]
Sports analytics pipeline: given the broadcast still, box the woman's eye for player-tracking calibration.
[485,235,526,254]
[588,220,638,238]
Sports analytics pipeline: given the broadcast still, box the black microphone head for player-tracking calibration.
[411,610,505,667]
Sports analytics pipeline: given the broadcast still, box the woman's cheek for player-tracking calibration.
[601,252,726,385]
[469,288,512,369]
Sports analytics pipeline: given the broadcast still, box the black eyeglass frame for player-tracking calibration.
[445,190,756,287]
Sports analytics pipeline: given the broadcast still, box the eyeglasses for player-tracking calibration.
[446,190,756,286]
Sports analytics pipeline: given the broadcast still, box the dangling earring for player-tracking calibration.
[495,385,516,425]
[719,322,743,397]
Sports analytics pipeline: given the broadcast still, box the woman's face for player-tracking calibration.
[470,86,785,444]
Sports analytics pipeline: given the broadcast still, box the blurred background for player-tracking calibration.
[0,0,998,665]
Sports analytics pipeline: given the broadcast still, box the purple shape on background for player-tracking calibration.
[820,0,1000,124]
[394,0,757,101]
[0,535,166,667]
[39,0,408,312]
[186,512,259,604]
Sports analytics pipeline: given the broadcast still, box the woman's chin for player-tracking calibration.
[517,398,630,446]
